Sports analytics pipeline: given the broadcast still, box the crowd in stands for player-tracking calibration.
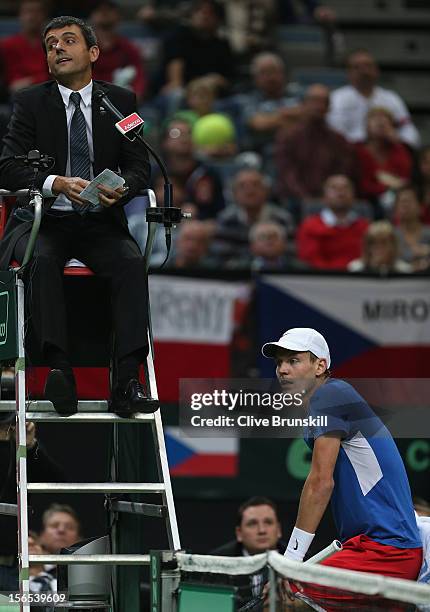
[0,0,429,274]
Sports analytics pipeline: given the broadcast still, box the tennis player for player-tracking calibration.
[262,328,422,605]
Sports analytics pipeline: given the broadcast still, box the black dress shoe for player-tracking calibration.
[44,369,78,416]
[110,379,159,417]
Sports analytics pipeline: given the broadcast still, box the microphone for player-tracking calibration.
[93,90,144,142]
[94,89,188,268]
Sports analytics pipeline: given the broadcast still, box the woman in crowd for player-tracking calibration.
[393,186,430,271]
[355,107,413,210]
[348,220,412,273]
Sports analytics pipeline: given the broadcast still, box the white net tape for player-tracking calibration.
[176,550,430,606]
[269,551,430,606]
[176,552,267,575]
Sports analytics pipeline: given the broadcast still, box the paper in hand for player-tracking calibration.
[79,169,125,206]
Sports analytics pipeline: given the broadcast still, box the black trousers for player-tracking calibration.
[14,210,149,361]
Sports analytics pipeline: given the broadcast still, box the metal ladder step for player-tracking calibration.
[0,400,157,421]
[29,554,150,565]
[0,400,109,412]
[27,483,165,493]
[26,412,155,422]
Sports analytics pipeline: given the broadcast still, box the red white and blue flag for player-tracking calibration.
[257,275,430,378]
[150,276,250,402]
[165,427,239,477]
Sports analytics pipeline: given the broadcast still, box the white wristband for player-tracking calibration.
[285,527,315,561]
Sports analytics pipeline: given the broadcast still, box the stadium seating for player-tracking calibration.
[327,0,430,25]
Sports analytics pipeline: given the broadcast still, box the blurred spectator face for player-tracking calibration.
[191,1,220,34]
[236,504,281,554]
[176,221,210,265]
[19,0,47,36]
[163,120,193,156]
[90,2,120,31]
[253,55,285,98]
[323,175,354,213]
[419,147,430,180]
[250,222,287,259]
[366,108,396,140]
[303,84,330,120]
[39,511,80,553]
[233,170,268,213]
[348,51,379,90]
[395,188,421,223]
[367,232,397,269]
[187,79,215,116]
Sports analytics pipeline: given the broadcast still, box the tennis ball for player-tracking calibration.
[192,113,236,147]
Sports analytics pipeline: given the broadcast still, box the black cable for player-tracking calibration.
[156,231,172,270]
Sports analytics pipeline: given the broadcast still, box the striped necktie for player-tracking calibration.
[70,91,91,214]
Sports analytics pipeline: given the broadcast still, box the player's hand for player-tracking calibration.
[52,176,91,205]
[279,578,304,604]
[97,184,128,207]
[25,421,37,449]
[13,421,36,448]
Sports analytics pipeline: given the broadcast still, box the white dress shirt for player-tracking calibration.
[42,80,95,211]
[327,84,420,149]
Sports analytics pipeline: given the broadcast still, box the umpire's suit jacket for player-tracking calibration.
[0,79,150,269]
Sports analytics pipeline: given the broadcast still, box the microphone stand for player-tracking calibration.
[95,92,188,263]
[15,150,54,272]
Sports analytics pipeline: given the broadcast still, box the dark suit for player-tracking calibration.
[209,539,287,609]
[0,79,150,361]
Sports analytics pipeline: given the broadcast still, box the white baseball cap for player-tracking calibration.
[261,328,331,368]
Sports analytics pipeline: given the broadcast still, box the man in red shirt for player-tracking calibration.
[297,174,369,269]
[0,0,50,95]
[90,0,146,102]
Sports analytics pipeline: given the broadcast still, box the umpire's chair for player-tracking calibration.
[0,186,180,612]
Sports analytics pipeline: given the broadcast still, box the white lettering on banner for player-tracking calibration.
[149,277,249,344]
[265,275,430,345]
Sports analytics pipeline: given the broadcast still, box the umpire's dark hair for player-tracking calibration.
[236,496,280,527]
[42,16,98,51]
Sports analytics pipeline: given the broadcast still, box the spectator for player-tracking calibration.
[39,504,81,555]
[414,146,430,224]
[169,220,216,269]
[297,174,368,270]
[219,1,275,57]
[185,76,218,118]
[212,496,285,556]
[243,52,301,154]
[163,0,234,92]
[277,0,336,25]
[348,220,412,273]
[393,186,430,271]
[90,0,147,101]
[328,49,420,149]
[276,83,356,202]
[229,221,306,271]
[211,168,294,265]
[0,416,62,591]
[211,497,286,607]
[29,531,56,594]
[161,117,225,219]
[356,107,412,205]
[0,0,50,96]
